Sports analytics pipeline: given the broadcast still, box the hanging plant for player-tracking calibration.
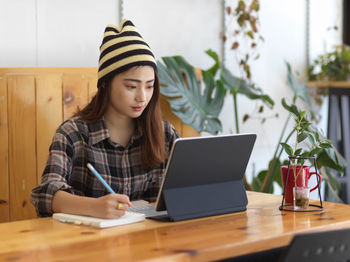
[223,0,274,132]
[308,44,350,81]
[224,0,264,85]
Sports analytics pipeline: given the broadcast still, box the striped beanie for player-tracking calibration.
[97,19,157,88]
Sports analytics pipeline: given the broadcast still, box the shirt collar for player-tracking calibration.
[88,118,142,146]
[88,118,110,146]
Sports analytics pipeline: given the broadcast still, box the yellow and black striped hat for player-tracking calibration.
[97,19,157,88]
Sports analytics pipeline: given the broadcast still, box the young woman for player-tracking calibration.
[31,19,179,219]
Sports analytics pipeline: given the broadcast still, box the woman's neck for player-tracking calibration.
[104,110,135,146]
[104,112,133,129]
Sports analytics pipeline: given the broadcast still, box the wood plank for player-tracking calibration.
[8,75,37,221]
[182,124,199,137]
[0,68,97,74]
[87,73,98,102]
[160,95,183,136]
[36,74,63,185]
[62,73,88,120]
[307,81,350,88]
[0,73,9,222]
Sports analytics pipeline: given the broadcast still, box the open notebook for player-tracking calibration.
[53,211,145,228]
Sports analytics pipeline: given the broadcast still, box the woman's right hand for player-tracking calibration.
[90,194,132,219]
[52,190,132,219]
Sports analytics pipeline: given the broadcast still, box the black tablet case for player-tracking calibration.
[156,134,256,222]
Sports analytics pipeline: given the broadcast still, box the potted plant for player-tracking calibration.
[279,98,344,208]
[252,63,346,205]
[308,44,350,82]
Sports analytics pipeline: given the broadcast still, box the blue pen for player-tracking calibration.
[87,163,115,194]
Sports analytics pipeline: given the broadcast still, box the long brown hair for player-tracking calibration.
[75,68,166,170]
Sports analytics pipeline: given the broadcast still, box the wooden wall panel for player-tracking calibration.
[0,74,9,222]
[160,95,182,135]
[62,74,88,120]
[8,75,37,221]
[36,74,63,184]
[87,73,97,102]
[182,125,199,138]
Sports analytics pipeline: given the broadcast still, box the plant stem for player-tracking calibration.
[260,114,292,192]
[243,176,253,191]
[293,116,302,186]
[233,92,240,134]
[232,91,252,188]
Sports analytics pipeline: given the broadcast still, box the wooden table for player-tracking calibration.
[1,191,350,262]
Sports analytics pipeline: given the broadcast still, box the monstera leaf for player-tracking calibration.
[286,61,317,120]
[206,49,274,108]
[157,56,226,134]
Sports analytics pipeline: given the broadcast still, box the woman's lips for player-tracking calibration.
[132,106,143,112]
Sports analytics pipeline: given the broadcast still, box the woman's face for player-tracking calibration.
[107,66,155,119]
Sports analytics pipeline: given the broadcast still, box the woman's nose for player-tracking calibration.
[136,88,146,102]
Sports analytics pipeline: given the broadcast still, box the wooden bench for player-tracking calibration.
[0,68,197,222]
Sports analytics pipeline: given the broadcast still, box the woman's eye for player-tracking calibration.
[126,85,136,89]
[147,86,154,89]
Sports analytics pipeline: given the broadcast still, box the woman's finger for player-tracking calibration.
[116,202,128,211]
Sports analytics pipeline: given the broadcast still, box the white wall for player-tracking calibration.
[0,0,37,66]
[122,0,223,69]
[309,0,343,62]
[0,0,343,195]
[0,0,119,67]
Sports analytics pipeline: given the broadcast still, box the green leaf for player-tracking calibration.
[253,170,274,193]
[281,98,291,112]
[314,131,320,142]
[320,142,333,149]
[280,142,293,156]
[309,147,322,157]
[322,168,343,203]
[331,147,347,168]
[300,152,310,158]
[250,0,259,11]
[220,66,274,108]
[298,158,306,166]
[261,157,283,193]
[297,132,308,143]
[205,49,220,76]
[316,149,345,174]
[286,61,317,120]
[294,148,302,156]
[281,98,299,116]
[325,168,341,192]
[157,56,226,134]
[308,133,316,144]
[270,158,283,188]
[286,62,311,103]
[247,31,254,39]
[251,171,264,191]
[300,121,311,130]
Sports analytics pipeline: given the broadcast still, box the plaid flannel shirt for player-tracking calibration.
[30,117,180,217]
